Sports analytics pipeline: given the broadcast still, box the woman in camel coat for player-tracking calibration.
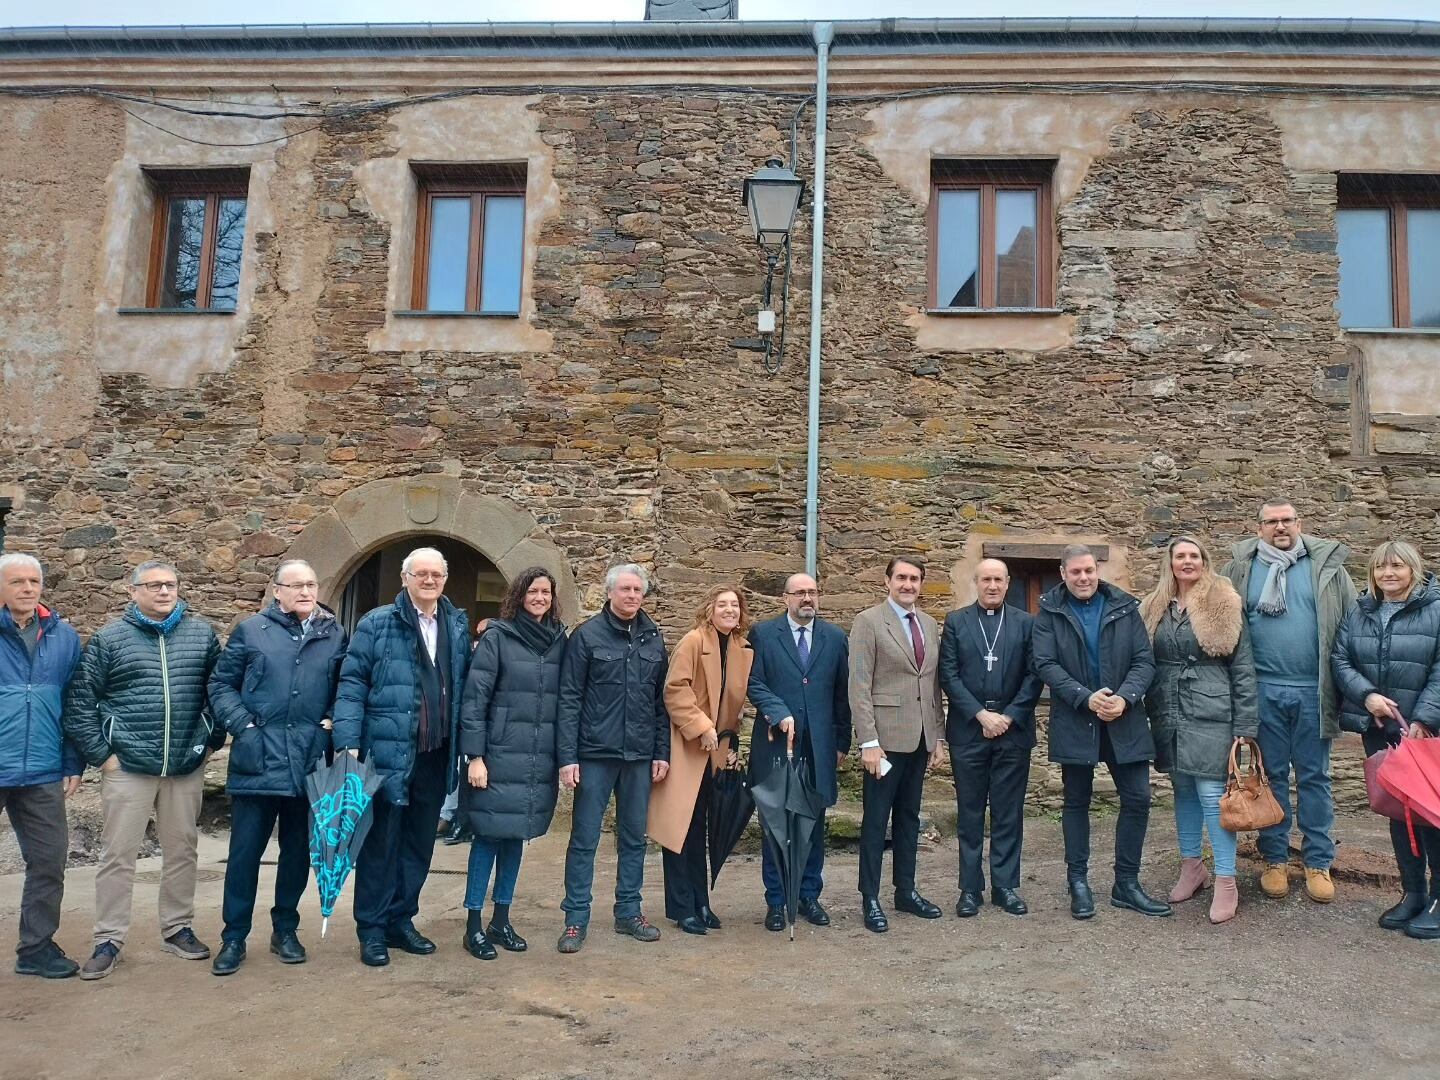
[648,585,753,935]
[1140,535,1258,925]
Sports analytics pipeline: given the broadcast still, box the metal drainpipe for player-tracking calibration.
[804,21,833,578]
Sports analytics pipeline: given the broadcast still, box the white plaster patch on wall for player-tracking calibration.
[360,95,556,354]
[1273,100,1440,173]
[1356,334,1440,417]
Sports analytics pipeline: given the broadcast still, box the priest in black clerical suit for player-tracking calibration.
[938,558,1043,918]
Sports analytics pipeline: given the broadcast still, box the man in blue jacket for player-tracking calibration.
[332,547,470,968]
[207,559,348,976]
[0,553,83,979]
[746,572,851,931]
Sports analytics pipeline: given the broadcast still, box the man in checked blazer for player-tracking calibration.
[848,555,945,933]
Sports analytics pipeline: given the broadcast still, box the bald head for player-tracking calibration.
[782,572,819,624]
[975,558,1010,611]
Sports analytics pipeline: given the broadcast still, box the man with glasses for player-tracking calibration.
[1222,499,1356,903]
[64,560,224,980]
[207,560,348,975]
[332,547,470,967]
[747,572,851,930]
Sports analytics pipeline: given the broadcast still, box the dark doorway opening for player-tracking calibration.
[337,534,506,635]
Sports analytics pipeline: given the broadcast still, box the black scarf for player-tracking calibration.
[511,610,565,655]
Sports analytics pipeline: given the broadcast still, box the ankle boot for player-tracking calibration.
[1209,876,1239,924]
[1404,898,1440,940]
[1379,891,1428,931]
[1111,877,1174,917]
[463,909,496,960]
[1170,857,1211,903]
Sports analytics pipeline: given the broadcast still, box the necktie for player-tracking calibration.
[906,612,925,668]
[796,625,810,667]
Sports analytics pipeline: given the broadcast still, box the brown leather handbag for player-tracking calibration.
[1219,737,1285,832]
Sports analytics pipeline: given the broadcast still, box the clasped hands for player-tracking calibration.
[1087,688,1126,722]
[1366,692,1432,738]
[976,709,1011,739]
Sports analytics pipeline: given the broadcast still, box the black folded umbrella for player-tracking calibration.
[707,733,755,888]
[751,740,826,940]
[306,752,385,939]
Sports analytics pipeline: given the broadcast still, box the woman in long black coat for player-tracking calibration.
[456,567,567,960]
[1332,540,1440,940]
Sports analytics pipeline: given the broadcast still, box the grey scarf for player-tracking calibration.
[1255,537,1308,616]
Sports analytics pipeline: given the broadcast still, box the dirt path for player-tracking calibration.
[3,812,1437,1080]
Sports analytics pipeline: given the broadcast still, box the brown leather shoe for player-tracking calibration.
[1260,863,1290,899]
[1304,867,1335,904]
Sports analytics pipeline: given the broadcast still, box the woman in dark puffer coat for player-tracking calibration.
[1332,540,1440,940]
[456,567,567,960]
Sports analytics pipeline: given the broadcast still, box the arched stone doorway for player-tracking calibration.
[337,534,507,634]
[284,476,580,624]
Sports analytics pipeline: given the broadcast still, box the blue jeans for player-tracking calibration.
[464,837,523,911]
[1255,681,1335,869]
[1172,773,1236,877]
[561,759,651,928]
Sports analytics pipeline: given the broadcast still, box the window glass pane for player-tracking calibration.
[425,196,472,311]
[160,197,206,309]
[936,189,980,308]
[209,197,247,311]
[1409,209,1440,328]
[480,195,525,314]
[1336,208,1393,328]
[995,189,1038,307]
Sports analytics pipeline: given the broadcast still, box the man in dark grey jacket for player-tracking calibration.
[555,563,669,954]
[63,560,223,980]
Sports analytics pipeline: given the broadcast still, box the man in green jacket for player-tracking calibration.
[63,560,224,980]
[1221,499,1356,904]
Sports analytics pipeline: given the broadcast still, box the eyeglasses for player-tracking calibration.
[1260,516,1298,528]
[134,581,178,594]
[276,581,319,592]
[784,589,819,598]
[405,571,448,582]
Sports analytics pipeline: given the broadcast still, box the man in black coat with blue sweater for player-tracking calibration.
[939,558,1042,918]
[747,572,851,930]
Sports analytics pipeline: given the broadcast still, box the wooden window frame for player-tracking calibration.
[929,161,1056,311]
[1337,174,1440,329]
[982,542,1110,615]
[144,169,249,310]
[410,164,527,313]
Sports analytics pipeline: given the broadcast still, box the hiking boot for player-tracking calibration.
[556,925,586,954]
[1304,867,1335,904]
[14,941,79,979]
[79,941,120,981]
[1260,863,1290,899]
[162,927,211,960]
[614,914,660,942]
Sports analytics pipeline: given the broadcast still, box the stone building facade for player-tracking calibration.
[3,19,1440,671]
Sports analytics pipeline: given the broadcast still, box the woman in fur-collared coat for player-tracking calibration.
[1141,536,1259,924]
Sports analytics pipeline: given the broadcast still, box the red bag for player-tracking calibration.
[1365,746,1407,822]
[1376,735,1440,857]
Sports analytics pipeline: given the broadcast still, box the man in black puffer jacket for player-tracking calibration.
[555,563,670,953]
[63,560,223,980]
[207,560,348,975]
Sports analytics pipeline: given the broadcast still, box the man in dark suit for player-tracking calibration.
[747,572,851,931]
[939,558,1042,919]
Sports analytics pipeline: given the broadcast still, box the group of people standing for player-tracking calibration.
[3,494,1438,982]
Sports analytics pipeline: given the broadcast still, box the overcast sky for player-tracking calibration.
[4,1,1438,28]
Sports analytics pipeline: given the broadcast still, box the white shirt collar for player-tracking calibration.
[786,614,814,637]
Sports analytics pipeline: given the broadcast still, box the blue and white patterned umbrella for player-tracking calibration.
[305,753,384,938]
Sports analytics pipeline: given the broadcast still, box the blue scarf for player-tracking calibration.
[128,600,187,636]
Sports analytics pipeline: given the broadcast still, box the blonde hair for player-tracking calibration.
[692,585,750,637]
[1368,540,1425,597]
[1139,535,1216,627]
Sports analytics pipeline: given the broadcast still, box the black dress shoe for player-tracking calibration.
[862,896,889,933]
[894,890,943,919]
[1380,891,1428,931]
[1405,898,1440,940]
[463,911,498,961]
[676,915,708,936]
[442,820,473,846]
[385,924,437,954]
[360,939,390,967]
[1111,878,1174,917]
[488,922,528,952]
[211,941,245,976]
[955,891,982,918]
[1069,877,1096,920]
[799,898,830,926]
[764,906,786,932]
[699,906,722,930]
[991,887,1028,916]
[269,930,306,964]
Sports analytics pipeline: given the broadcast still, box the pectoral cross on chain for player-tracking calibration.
[984,651,998,672]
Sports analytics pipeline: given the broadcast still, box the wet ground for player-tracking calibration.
[2,811,1437,1080]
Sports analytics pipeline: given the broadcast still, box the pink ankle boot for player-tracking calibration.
[1210,876,1239,923]
[1170,857,1211,903]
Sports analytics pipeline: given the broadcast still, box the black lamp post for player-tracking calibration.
[741,158,805,371]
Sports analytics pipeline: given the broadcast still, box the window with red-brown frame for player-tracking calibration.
[144,167,249,311]
[1336,174,1440,329]
[409,163,527,314]
[929,160,1056,311]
